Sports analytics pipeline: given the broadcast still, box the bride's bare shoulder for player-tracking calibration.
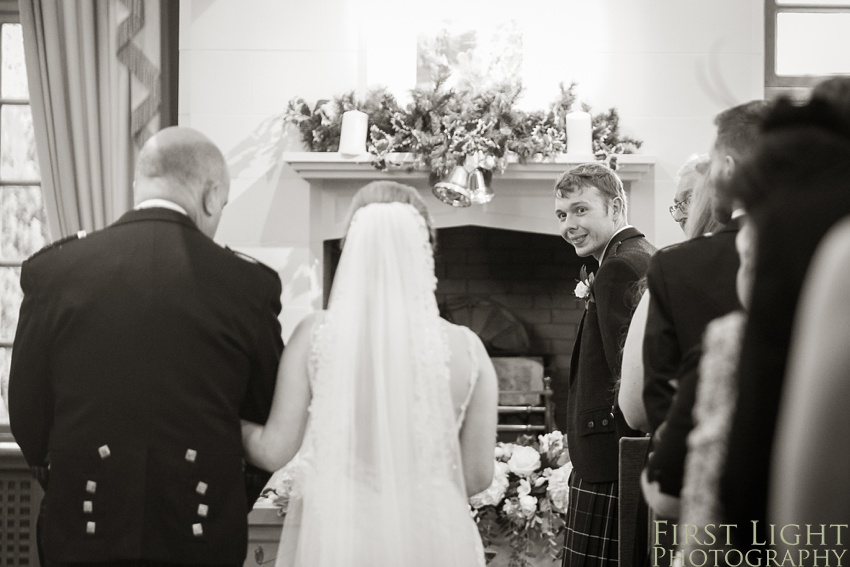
[288,310,327,346]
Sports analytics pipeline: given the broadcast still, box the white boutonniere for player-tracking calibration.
[574,265,595,308]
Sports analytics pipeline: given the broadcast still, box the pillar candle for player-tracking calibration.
[566,110,593,156]
[338,110,368,156]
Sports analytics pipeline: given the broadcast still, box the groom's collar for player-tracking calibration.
[601,225,644,263]
[599,225,633,262]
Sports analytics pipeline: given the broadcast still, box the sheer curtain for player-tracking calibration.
[19,0,161,237]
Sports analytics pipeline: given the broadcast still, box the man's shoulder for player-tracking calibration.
[26,230,91,264]
[225,247,281,286]
[653,230,737,265]
[607,229,656,264]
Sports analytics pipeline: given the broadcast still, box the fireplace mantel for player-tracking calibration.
[284,152,656,239]
[283,152,655,182]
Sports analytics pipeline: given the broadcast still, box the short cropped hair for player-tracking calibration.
[714,100,771,163]
[554,162,628,219]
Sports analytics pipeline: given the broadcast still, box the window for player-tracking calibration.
[0,13,49,432]
[766,0,850,98]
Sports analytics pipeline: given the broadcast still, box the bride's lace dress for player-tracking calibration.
[274,203,485,567]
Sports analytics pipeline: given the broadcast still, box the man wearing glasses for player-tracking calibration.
[642,102,768,434]
[639,101,770,522]
[669,196,691,230]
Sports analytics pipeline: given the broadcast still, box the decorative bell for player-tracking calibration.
[468,168,494,204]
[432,165,472,207]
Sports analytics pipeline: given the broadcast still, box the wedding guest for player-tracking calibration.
[683,159,723,239]
[553,162,656,567]
[8,127,283,566]
[241,181,498,567]
[618,153,718,433]
[639,102,768,558]
[770,216,850,555]
[720,95,850,549]
[641,100,768,435]
[669,154,708,231]
[675,215,756,560]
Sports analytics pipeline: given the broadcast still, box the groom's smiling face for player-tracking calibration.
[555,185,621,262]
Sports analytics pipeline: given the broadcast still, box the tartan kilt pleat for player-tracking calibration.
[562,470,620,567]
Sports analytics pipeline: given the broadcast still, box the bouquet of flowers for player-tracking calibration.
[470,432,573,567]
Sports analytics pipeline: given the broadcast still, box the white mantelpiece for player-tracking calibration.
[283,152,656,240]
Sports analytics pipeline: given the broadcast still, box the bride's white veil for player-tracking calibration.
[277,187,482,566]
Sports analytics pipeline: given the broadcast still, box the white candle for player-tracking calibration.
[338,110,368,156]
[566,110,593,156]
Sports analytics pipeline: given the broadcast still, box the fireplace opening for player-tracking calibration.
[323,226,595,437]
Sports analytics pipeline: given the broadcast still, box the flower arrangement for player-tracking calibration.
[282,74,641,184]
[574,265,595,308]
[470,432,573,567]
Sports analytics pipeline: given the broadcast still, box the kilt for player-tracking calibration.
[562,470,619,567]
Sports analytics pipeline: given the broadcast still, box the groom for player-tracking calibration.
[553,162,655,567]
[9,127,283,566]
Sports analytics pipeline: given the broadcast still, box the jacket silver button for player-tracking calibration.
[196,481,208,495]
[83,500,93,513]
[86,521,96,534]
[98,445,110,459]
[588,421,595,428]
[86,480,97,494]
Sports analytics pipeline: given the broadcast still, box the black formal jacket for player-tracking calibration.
[8,208,283,565]
[559,227,655,483]
[642,218,741,432]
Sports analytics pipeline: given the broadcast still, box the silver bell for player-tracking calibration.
[432,165,472,207]
[468,168,494,204]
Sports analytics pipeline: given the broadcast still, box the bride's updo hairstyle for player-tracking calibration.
[341,181,437,248]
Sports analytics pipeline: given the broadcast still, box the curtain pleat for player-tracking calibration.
[18,0,160,238]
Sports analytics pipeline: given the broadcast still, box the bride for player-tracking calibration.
[242,181,498,566]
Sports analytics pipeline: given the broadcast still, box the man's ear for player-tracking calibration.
[201,181,216,217]
[723,155,736,180]
[611,196,624,219]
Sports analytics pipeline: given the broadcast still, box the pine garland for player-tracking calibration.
[282,78,642,176]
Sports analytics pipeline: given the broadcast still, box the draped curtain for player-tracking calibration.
[18,0,161,237]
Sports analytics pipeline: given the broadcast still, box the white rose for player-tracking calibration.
[502,497,519,517]
[519,494,538,518]
[546,461,573,514]
[574,281,589,299]
[508,445,541,477]
[540,431,564,450]
[517,478,531,498]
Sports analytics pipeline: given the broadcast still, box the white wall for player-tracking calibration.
[179,0,764,339]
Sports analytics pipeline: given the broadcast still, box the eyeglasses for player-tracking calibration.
[668,196,692,218]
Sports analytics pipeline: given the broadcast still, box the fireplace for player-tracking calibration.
[284,152,656,433]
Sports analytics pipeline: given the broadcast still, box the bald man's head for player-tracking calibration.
[134,127,230,238]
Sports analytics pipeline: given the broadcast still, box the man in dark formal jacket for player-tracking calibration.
[553,162,656,567]
[640,102,769,532]
[8,127,283,567]
[641,100,769,436]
